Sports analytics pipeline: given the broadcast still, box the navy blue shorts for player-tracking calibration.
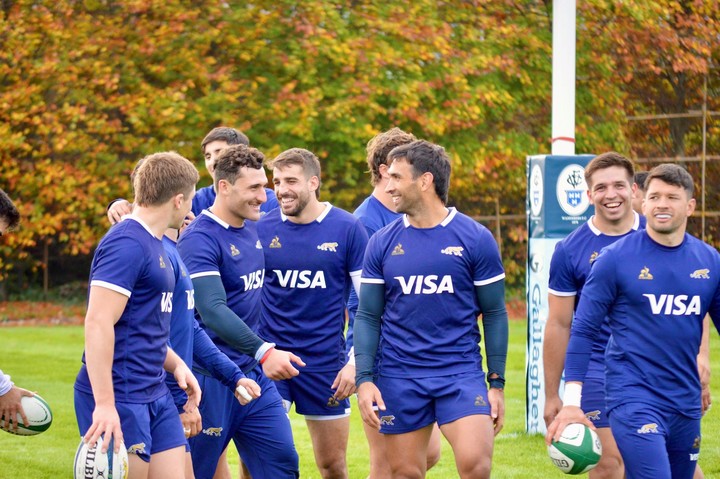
[581,377,611,428]
[188,368,299,479]
[609,402,700,479]
[376,370,491,434]
[274,369,351,418]
[74,389,185,462]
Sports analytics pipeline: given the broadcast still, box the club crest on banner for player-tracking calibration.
[556,165,589,217]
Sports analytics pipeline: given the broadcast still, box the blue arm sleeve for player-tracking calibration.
[345,288,358,355]
[353,283,385,386]
[476,280,509,389]
[564,254,614,382]
[192,320,245,391]
[192,275,264,357]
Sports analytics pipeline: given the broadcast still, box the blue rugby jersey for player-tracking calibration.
[549,212,644,380]
[163,236,243,410]
[75,217,174,403]
[177,211,265,372]
[566,230,720,418]
[354,195,402,239]
[257,204,368,371]
[346,196,401,350]
[361,208,505,378]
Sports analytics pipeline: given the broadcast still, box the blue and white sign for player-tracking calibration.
[526,154,594,435]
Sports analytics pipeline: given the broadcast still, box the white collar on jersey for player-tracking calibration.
[200,209,232,229]
[280,202,333,223]
[587,211,641,236]
[127,214,160,239]
[402,207,457,228]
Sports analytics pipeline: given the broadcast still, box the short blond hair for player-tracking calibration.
[132,152,199,206]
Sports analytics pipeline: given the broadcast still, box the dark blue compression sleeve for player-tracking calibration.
[192,275,264,357]
[192,319,245,390]
[353,283,385,386]
[476,279,509,389]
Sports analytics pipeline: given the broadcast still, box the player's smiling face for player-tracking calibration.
[224,166,268,223]
[385,158,421,215]
[587,166,634,226]
[643,179,695,236]
[273,164,316,217]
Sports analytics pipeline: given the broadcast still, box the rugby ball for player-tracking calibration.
[74,436,129,479]
[0,394,53,436]
[548,423,602,475]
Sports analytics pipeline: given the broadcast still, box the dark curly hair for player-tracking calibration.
[214,144,266,187]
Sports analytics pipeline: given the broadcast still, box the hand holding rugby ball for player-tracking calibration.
[548,423,602,475]
[0,394,53,436]
[74,436,129,479]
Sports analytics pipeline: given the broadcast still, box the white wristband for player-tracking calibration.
[562,382,583,408]
[254,342,276,362]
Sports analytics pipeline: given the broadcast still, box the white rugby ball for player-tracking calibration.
[74,436,129,479]
[0,394,53,436]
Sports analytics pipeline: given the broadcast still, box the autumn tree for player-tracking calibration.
[0,0,717,294]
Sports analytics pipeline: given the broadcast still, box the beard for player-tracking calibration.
[280,193,310,217]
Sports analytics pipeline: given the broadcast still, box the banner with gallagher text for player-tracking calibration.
[525,154,594,434]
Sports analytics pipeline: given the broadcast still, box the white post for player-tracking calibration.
[551,0,576,155]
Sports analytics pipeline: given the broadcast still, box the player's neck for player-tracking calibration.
[646,225,687,247]
[372,182,396,211]
[591,211,636,236]
[164,228,179,242]
[285,198,326,224]
[133,205,173,239]
[208,202,246,228]
[405,200,449,229]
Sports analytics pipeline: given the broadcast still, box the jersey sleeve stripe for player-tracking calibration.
[189,271,221,279]
[548,288,577,297]
[90,280,131,297]
[349,269,362,278]
[473,272,506,286]
[361,278,385,284]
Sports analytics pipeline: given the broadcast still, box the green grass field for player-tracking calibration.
[1,322,719,478]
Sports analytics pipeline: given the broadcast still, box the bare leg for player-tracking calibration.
[362,420,390,479]
[148,446,188,479]
[185,451,196,479]
[383,424,434,479]
[440,415,494,479]
[306,416,350,479]
[588,428,624,479]
[212,447,232,479]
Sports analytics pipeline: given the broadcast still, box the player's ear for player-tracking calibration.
[419,171,434,192]
[686,197,696,217]
[173,192,185,209]
[308,175,320,192]
[378,163,390,179]
[216,178,229,194]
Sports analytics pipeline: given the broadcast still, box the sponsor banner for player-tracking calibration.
[526,155,594,434]
[527,155,594,238]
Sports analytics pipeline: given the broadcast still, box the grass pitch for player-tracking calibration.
[0,322,718,478]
